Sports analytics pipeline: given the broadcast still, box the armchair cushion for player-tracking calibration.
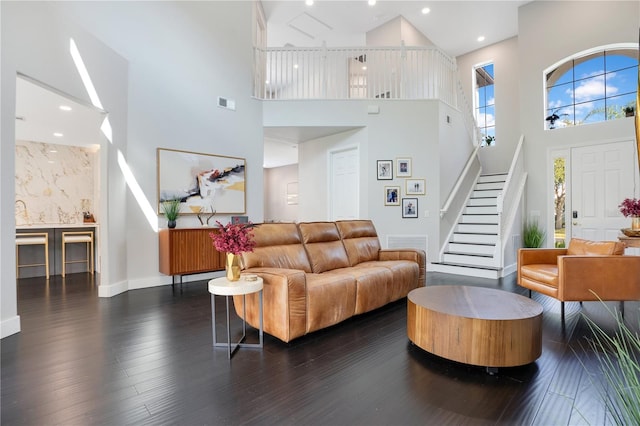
[567,238,625,255]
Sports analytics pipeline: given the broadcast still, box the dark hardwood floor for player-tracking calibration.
[2,271,638,425]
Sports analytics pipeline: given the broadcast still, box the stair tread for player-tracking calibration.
[453,232,498,236]
[444,251,494,258]
[431,262,502,271]
[449,242,496,246]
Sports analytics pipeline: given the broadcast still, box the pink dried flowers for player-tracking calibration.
[619,198,640,217]
[209,221,257,254]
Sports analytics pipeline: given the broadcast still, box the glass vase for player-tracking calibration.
[225,253,241,282]
[632,216,640,231]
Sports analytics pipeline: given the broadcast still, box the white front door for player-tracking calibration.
[329,147,359,220]
[571,140,638,241]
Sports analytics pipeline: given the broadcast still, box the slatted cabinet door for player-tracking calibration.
[159,228,225,275]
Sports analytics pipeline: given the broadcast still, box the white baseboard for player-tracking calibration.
[98,279,129,298]
[100,271,226,297]
[1,315,21,338]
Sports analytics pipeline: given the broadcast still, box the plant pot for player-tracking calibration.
[168,219,177,229]
[225,253,241,281]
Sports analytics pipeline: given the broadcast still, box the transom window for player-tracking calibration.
[474,63,495,146]
[545,47,638,130]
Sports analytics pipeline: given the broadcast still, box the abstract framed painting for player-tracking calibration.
[157,148,246,214]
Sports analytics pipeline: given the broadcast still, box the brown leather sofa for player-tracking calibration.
[234,220,426,342]
[517,238,640,317]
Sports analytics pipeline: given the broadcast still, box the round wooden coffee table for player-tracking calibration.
[407,285,543,370]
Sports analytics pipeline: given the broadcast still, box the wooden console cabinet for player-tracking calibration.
[159,228,225,276]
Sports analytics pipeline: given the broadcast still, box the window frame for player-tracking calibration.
[543,44,638,130]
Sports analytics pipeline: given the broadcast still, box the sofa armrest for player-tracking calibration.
[379,248,426,286]
[557,255,640,301]
[518,248,567,266]
[234,267,308,343]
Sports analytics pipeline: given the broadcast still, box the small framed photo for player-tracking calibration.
[377,160,393,180]
[396,158,412,177]
[384,186,400,206]
[402,198,418,218]
[405,178,426,195]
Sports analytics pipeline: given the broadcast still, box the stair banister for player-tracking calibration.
[496,135,526,268]
[440,144,481,218]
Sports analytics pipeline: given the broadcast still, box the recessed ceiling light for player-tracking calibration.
[49,149,58,153]
[421,7,430,14]
[368,0,377,5]
[362,66,367,70]
[477,36,485,42]
[59,105,72,111]
[53,132,63,137]
[305,0,313,5]
[293,64,299,69]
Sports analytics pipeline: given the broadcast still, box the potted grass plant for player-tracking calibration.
[161,199,181,229]
[583,307,640,424]
[523,219,546,248]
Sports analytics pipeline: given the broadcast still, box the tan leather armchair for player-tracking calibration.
[517,238,640,318]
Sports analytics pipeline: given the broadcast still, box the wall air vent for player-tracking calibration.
[387,235,428,253]
[217,96,236,111]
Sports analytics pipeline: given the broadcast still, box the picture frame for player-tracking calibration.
[377,160,393,180]
[384,186,400,206]
[157,148,246,214]
[402,198,418,218]
[405,178,426,195]
[396,157,412,177]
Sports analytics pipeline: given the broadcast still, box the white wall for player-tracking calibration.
[456,36,520,174]
[264,99,442,259]
[366,16,434,47]
[264,165,299,222]
[1,1,129,337]
[57,1,263,291]
[517,0,638,240]
[1,1,263,337]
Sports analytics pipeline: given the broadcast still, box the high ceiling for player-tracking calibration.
[262,0,530,57]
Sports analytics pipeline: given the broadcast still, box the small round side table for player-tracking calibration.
[208,276,263,360]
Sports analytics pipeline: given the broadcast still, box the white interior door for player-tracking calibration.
[571,140,637,241]
[329,147,358,220]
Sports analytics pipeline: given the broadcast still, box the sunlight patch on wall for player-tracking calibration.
[70,37,158,232]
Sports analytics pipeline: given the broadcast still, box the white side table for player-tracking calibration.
[208,276,263,359]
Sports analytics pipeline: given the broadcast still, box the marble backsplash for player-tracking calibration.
[15,140,98,225]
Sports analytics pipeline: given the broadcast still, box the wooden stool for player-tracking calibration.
[16,233,50,279]
[62,231,94,277]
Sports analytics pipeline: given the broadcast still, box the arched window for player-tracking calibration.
[544,45,638,130]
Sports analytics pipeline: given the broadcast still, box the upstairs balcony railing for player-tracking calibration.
[253,44,458,106]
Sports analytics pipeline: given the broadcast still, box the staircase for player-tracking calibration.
[432,173,507,278]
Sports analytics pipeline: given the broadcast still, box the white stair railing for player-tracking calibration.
[496,135,527,268]
[254,45,458,103]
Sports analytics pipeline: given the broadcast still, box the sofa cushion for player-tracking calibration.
[520,264,559,287]
[305,273,356,333]
[336,220,381,265]
[567,238,625,256]
[326,266,393,314]
[241,223,312,272]
[358,260,419,301]
[298,222,350,273]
